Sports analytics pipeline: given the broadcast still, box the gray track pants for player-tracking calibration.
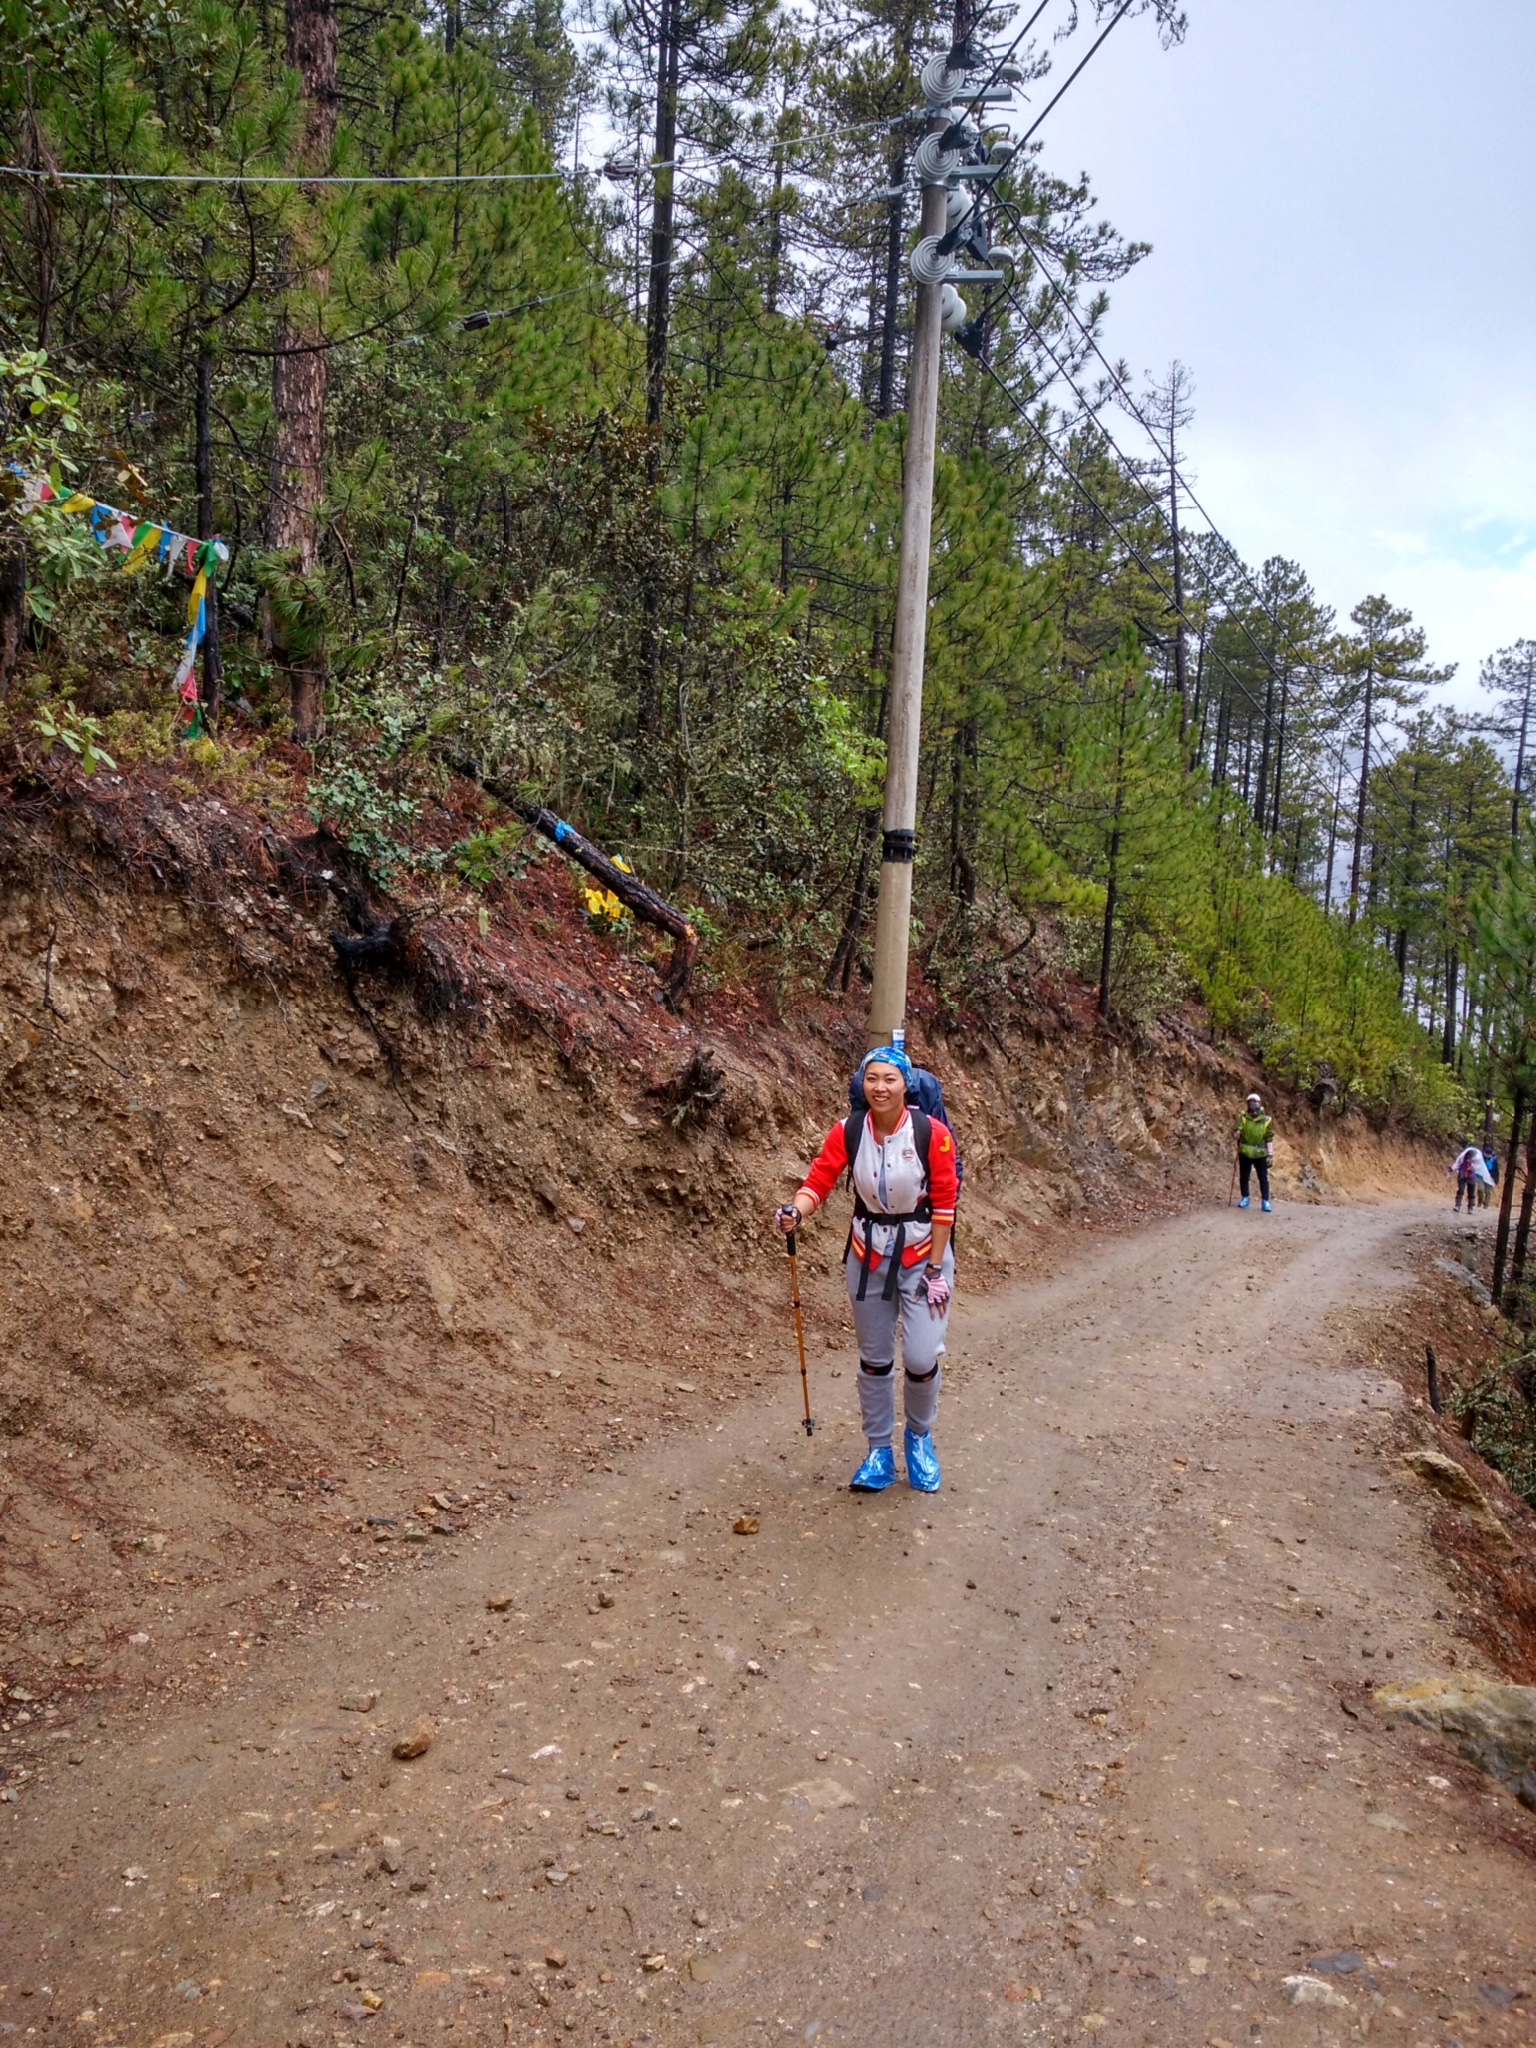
[847,1243,953,1448]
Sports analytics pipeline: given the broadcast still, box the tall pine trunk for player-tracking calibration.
[195,234,223,726]
[1323,752,1345,910]
[644,0,679,433]
[266,0,338,743]
[1098,676,1131,1019]
[1166,415,1187,747]
[638,0,680,739]
[1513,653,1533,845]
[1508,1104,1536,1304]
[1348,658,1375,924]
[1493,1087,1525,1304]
[0,537,23,692]
[876,140,907,419]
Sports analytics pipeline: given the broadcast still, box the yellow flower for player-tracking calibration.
[580,881,628,929]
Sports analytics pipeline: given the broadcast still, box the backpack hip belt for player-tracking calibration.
[846,1197,934,1302]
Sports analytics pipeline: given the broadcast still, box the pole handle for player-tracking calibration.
[785,1228,798,1256]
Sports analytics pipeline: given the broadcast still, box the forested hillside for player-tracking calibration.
[1,0,1532,1139]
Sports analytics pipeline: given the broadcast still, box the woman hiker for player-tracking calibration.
[1237,1091,1275,1211]
[775,1046,959,1495]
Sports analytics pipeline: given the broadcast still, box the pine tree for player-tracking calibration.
[1481,639,1536,845]
[1338,595,1452,926]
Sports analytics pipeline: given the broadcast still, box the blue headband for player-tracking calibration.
[861,1045,912,1080]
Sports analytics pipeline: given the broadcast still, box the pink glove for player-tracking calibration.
[922,1268,952,1314]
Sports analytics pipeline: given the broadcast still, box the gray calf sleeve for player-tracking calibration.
[904,1360,941,1436]
[857,1360,896,1449]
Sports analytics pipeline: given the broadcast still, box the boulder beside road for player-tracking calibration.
[1400,1449,1512,1544]
[1374,1674,1536,1809]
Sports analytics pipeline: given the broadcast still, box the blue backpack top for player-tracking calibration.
[847,1063,963,1189]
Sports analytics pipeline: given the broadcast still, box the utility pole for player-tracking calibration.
[865,4,1004,1048]
[865,171,945,1048]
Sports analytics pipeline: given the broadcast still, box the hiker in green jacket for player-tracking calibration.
[1237,1092,1275,1212]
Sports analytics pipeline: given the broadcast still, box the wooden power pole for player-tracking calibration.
[865,167,947,1049]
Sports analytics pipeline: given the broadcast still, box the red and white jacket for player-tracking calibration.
[797,1108,959,1267]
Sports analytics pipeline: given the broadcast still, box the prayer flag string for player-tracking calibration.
[16,473,229,732]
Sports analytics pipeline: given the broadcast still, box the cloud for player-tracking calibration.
[1035,0,1536,699]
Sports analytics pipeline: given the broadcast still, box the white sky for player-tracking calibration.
[1037,0,1536,709]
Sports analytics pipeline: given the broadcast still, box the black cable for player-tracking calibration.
[1000,1,1133,160]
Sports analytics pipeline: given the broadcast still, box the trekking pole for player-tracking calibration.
[783,1228,816,1436]
[1227,1152,1239,1207]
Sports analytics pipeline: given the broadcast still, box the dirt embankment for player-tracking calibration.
[0,774,1442,1734]
[1345,1240,1536,1682]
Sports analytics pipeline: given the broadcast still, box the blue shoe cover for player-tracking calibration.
[904,1428,942,1493]
[1262,1199,1273,1212]
[1238,1196,1250,1209]
[850,1445,896,1493]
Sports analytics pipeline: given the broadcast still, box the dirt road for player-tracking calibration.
[3,1200,1533,2047]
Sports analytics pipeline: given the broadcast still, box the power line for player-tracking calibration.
[0,112,914,195]
[0,161,580,188]
[1005,0,1133,158]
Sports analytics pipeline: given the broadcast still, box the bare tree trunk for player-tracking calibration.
[1508,1104,1536,1303]
[1323,751,1345,910]
[949,715,977,905]
[876,140,907,419]
[636,0,680,740]
[0,538,24,691]
[643,0,679,435]
[195,255,223,728]
[1098,677,1130,1019]
[1167,418,1187,747]
[765,115,786,318]
[826,661,891,994]
[1348,658,1375,924]
[266,0,338,743]
[826,817,879,994]
[1255,644,1276,835]
[1192,630,1210,764]
[1212,669,1230,785]
[1514,653,1533,846]
[1493,1087,1525,1304]
[1098,813,1121,1020]
[1270,661,1289,836]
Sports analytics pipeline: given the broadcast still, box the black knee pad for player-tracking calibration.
[859,1359,894,1377]
[905,1362,939,1383]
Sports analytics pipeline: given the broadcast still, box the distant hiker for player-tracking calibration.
[1237,1092,1275,1212]
[1480,1148,1499,1210]
[776,1045,959,1496]
[1451,1144,1492,1213]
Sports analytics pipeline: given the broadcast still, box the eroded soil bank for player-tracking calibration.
[0,783,1443,1712]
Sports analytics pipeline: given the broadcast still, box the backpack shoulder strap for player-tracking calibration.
[842,1109,866,1189]
[910,1106,932,1177]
